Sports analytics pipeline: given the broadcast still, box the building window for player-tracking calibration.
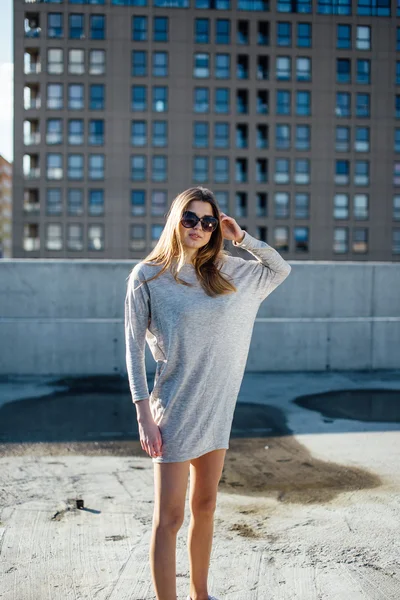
[237,54,249,79]
[67,223,83,250]
[334,227,348,253]
[215,88,229,113]
[90,15,105,40]
[215,190,229,212]
[195,18,209,43]
[89,120,104,145]
[152,190,167,216]
[275,158,290,184]
[129,224,145,251]
[297,23,311,47]
[276,56,291,80]
[357,0,389,17]
[274,192,289,218]
[335,160,350,185]
[194,122,209,148]
[67,154,83,180]
[132,86,146,111]
[46,188,62,216]
[257,21,269,45]
[214,156,229,183]
[215,122,229,148]
[235,158,247,183]
[337,58,351,83]
[357,59,370,84]
[90,84,105,110]
[47,48,63,74]
[193,156,209,183]
[276,124,290,150]
[153,86,168,112]
[394,162,400,186]
[395,129,400,153]
[132,15,147,41]
[216,19,230,44]
[256,192,267,217]
[68,84,84,109]
[68,49,84,75]
[152,120,167,147]
[48,13,63,38]
[353,228,368,253]
[89,154,104,180]
[356,25,371,49]
[68,119,84,145]
[69,14,84,39]
[256,158,268,183]
[393,196,400,220]
[295,193,309,218]
[393,229,400,254]
[334,194,349,219]
[354,160,369,185]
[151,154,167,181]
[354,194,369,219]
[132,51,147,77]
[336,92,351,117]
[337,24,351,49]
[45,223,62,251]
[194,87,209,112]
[277,22,291,46]
[256,124,268,149]
[67,189,83,216]
[235,192,247,218]
[318,0,351,14]
[216,53,230,78]
[46,119,63,145]
[335,126,350,151]
[47,153,63,180]
[397,27,400,52]
[88,189,104,216]
[295,158,310,184]
[396,61,400,85]
[396,96,400,119]
[237,20,249,45]
[256,90,268,114]
[47,83,63,109]
[88,224,104,251]
[277,0,312,12]
[294,227,309,252]
[276,89,291,115]
[131,190,145,216]
[356,93,370,118]
[153,16,168,41]
[355,126,369,152]
[131,155,146,181]
[296,57,311,81]
[153,51,168,77]
[295,125,310,150]
[89,50,105,75]
[194,53,210,78]
[296,90,310,116]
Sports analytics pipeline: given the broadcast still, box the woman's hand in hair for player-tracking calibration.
[220,212,245,244]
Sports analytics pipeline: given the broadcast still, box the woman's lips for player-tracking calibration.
[189,234,201,239]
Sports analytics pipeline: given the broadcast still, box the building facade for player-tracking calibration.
[0,155,12,259]
[13,0,400,259]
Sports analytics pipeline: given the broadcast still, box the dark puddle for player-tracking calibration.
[0,376,383,505]
[293,388,400,423]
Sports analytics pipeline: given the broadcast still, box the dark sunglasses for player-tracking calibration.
[180,210,219,233]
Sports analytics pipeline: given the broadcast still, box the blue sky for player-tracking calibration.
[0,0,13,163]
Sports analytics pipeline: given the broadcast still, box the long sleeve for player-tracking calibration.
[232,230,292,301]
[124,265,151,404]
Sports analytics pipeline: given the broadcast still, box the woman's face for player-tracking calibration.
[178,200,216,253]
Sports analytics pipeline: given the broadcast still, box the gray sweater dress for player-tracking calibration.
[125,230,292,463]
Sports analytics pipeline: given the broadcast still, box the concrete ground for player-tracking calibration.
[0,371,399,600]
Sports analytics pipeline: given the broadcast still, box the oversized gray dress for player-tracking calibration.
[124,230,292,463]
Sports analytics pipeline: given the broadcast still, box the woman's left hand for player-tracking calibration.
[220,212,245,243]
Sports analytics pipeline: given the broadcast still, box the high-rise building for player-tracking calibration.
[0,155,12,259]
[13,0,400,259]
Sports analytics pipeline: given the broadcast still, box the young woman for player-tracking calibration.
[125,186,292,600]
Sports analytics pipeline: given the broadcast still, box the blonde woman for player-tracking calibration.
[125,187,292,600]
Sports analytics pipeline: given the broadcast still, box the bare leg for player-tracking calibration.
[151,459,191,600]
[187,449,227,600]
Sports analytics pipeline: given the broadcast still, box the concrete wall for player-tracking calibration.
[0,259,399,376]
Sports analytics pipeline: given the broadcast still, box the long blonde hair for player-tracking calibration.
[128,186,237,297]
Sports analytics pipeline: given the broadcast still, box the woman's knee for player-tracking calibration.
[190,495,217,518]
[153,507,185,533]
